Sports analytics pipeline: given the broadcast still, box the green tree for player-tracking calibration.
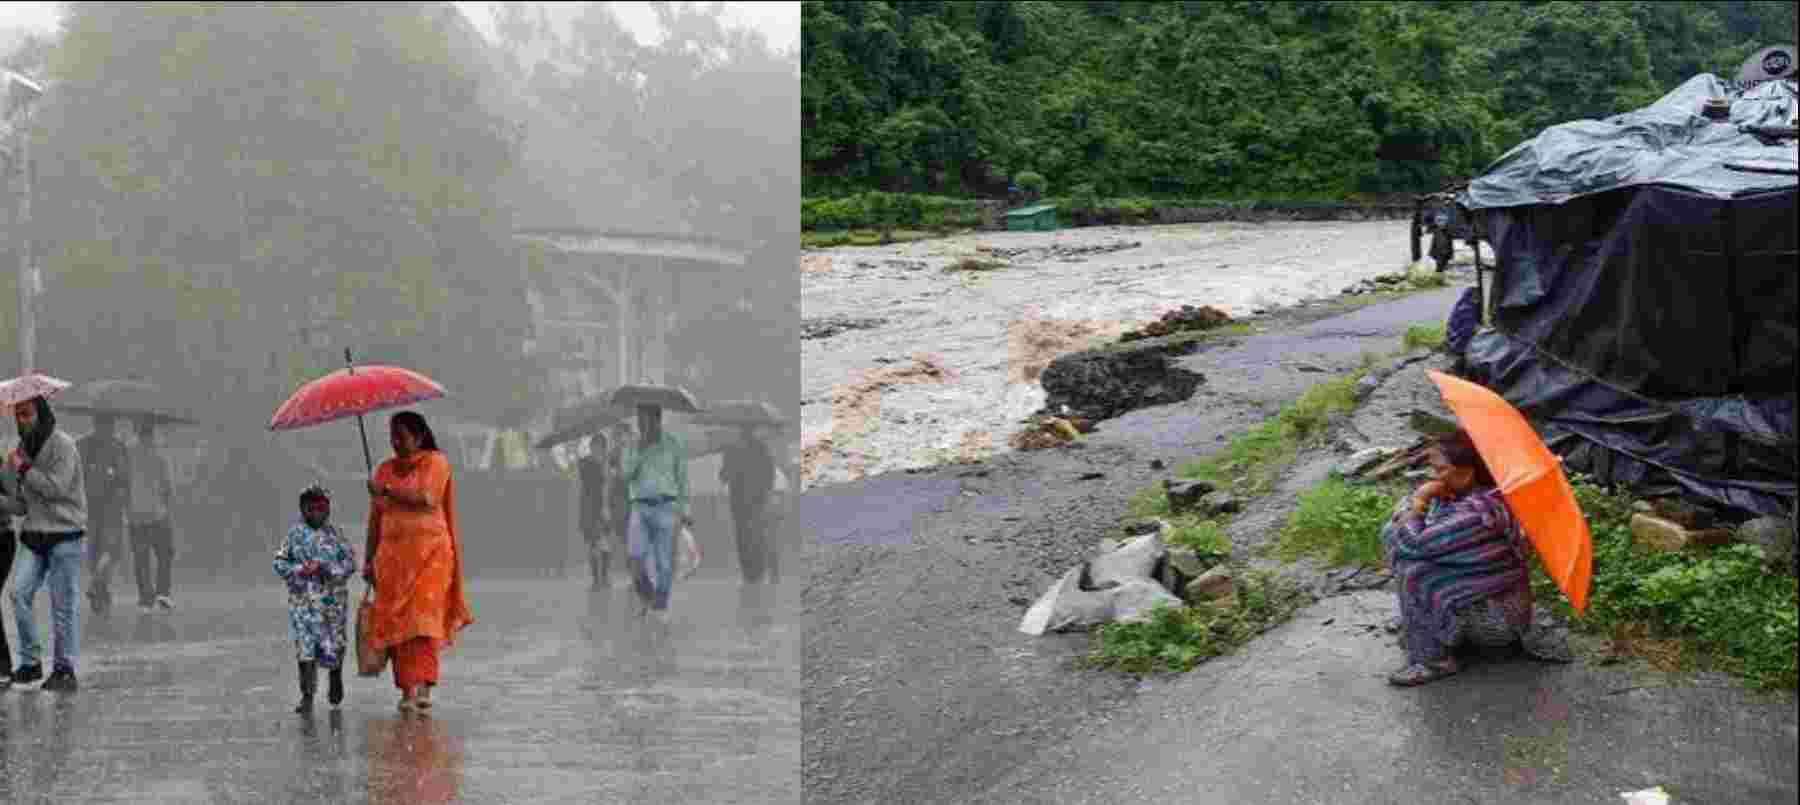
[802,0,1794,200]
[32,2,536,422]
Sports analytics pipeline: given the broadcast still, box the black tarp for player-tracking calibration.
[1457,75,1798,518]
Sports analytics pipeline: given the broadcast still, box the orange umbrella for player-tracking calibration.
[1427,370,1592,614]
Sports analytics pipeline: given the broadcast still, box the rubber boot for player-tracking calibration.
[295,661,317,713]
[327,665,344,708]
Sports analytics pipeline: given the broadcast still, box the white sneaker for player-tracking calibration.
[138,603,154,614]
[155,595,174,611]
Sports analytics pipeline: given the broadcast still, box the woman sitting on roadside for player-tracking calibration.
[1380,429,1535,687]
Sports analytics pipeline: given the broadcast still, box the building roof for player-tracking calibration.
[514,228,752,266]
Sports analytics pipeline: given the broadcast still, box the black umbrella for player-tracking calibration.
[58,379,200,427]
[607,384,703,414]
[533,393,632,450]
[689,399,785,430]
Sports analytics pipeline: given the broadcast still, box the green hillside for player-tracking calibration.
[802,0,1795,200]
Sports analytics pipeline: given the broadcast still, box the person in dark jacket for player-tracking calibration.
[720,426,778,584]
[0,431,25,689]
[77,414,130,617]
[9,395,89,692]
[608,422,633,581]
[577,433,616,590]
[1444,286,1484,380]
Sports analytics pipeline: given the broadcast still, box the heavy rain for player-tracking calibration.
[1,2,798,802]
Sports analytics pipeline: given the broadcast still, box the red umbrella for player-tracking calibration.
[269,349,448,472]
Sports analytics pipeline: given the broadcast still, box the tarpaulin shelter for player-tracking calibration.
[1456,74,1798,518]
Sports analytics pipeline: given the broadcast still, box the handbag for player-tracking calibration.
[677,524,703,581]
[355,584,389,677]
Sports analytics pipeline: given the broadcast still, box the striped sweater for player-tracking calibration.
[1381,486,1530,643]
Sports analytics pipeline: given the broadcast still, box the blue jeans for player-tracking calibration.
[627,498,679,611]
[12,537,84,672]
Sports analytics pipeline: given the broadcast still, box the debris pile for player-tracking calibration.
[802,316,888,341]
[1037,337,1206,422]
[1119,304,1232,343]
[978,239,1141,262]
[1008,414,1092,451]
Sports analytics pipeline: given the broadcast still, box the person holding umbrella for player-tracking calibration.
[609,421,635,576]
[361,411,473,713]
[0,427,25,689]
[1380,428,1578,686]
[129,419,179,612]
[577,432,615,591]
[622,399,691,624]
[267,351,467,711]
[720,423,778,585]
[77,413,131,617]
[8,393,89,692]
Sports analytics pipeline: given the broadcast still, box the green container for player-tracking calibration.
[1005,203,1058,232]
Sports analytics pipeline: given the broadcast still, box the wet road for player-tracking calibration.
[1,574,798,804]
[973,592,1800,804]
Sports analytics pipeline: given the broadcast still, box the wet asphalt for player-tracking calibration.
[972,592,1800,805]
[0,573,798,804]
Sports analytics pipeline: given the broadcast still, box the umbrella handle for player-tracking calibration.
[356,413,373,474]
[346,348,373,474]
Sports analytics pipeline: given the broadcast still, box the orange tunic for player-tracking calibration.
[366,450,473,653]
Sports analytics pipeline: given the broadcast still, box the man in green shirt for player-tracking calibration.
[624,405,687,622]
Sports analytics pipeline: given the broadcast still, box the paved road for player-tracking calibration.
[1,573,798,804]
[973,592,1799,805]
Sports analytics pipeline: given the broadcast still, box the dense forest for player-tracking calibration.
[802,0,1797,200]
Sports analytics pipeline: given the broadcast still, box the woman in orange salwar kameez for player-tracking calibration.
[362,411,473,713]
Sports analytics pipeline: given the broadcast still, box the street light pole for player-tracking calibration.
[17,100,32,376]
[6,70,43,376]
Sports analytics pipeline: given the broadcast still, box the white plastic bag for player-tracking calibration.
[1621,787,1670,805]
[677,525,703,580]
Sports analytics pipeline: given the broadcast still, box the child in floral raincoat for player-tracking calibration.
[273,484,356,712]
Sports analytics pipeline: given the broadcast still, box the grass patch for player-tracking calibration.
[1081,571,1307,674]
[1403,322,1446,351]
[1175,371,1365,497]
[1167,518,1232,556]
[1126,483,1170,519]
[1534,474,1799,689]
[1273,476,1406,567]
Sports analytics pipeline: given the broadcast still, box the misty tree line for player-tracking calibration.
[1,1,797,435]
